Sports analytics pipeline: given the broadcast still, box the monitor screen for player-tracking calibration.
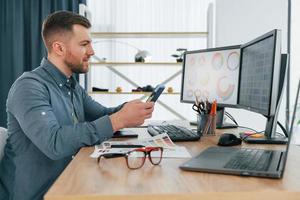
[238,30,281,116]
[181,45,240,107]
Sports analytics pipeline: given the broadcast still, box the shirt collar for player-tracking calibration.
[41,58,77,88]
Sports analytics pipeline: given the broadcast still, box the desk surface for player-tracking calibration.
[45,128,300,200]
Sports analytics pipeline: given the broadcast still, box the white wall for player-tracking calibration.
[290,0,300,141]
[87,0,213,121]
[291,1,300,109]
[214,0,288,132]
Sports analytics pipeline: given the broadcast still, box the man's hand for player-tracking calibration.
[109,99,155,132]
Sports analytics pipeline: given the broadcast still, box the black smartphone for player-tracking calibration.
[112,130,138,138]
[146,84,165,102]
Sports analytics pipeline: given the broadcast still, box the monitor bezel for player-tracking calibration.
[180,45,241,108]
[238,29,281,117]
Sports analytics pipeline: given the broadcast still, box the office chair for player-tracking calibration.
[0,127,8,162]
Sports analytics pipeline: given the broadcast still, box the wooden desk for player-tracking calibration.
[45,128,300,200]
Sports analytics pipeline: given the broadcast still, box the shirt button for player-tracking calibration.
[68,92,71,95]
[67,79,70,83]
[59,84,63,87]
[71,113,74,116]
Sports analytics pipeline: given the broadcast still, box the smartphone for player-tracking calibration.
[146,84,165,102]
[112,130,138,138]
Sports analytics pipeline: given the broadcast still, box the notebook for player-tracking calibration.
[180,80,300,178]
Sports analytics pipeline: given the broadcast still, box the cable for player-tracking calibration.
[225,111,288,137]
[277,121,288,137]
[275,132,286,137]
[225,111,238,125]
[224,112,235,123]
[237,126,262,133]
[260,115,288,137]
[239,131,265,141]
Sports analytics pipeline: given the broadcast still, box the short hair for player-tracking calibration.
[42,11,91,51]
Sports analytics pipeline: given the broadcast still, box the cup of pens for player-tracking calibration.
[193,98,217,136]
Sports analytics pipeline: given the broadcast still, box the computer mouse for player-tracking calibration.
[218,133,242,146]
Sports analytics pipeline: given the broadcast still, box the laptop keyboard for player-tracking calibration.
[224,148,273,171]
[147,124,200,142]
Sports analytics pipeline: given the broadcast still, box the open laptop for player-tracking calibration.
[180,80,300,178]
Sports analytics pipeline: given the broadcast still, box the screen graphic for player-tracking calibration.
[182,48,240,105]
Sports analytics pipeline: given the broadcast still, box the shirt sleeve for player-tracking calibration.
[81,87,125,121]
[7,77,114,160]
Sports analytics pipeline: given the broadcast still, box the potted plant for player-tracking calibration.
[171,48,187,62]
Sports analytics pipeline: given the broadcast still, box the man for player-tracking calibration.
[0,11,154,200]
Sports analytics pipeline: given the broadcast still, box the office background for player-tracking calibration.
[0,0,299,133]
[87,0,299,132]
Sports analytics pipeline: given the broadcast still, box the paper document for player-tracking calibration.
[90,133,191,158]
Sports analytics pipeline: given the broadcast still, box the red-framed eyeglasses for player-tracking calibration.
[97,146,163,170]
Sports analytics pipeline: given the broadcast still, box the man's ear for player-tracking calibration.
[52,41,66,56]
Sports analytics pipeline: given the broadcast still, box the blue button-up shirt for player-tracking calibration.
[0,58,123,200]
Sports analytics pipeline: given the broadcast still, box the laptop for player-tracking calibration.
[180,80,300,178]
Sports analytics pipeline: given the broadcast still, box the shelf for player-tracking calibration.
[89,62,182,66]
[91,32,208,38]
[89,92,180,95]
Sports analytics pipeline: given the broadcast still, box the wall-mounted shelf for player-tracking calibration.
[91,32,208,38]
[89,92,180,95]
[87,30,207,120]
[89,62,182,66]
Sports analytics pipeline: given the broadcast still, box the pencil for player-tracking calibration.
[210,100,217,135]
[202,115,212,135]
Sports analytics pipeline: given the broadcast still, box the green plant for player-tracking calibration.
[171,48,187,62]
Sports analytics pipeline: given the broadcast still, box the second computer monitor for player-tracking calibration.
[181,45,241,107]
[238,29,281,117]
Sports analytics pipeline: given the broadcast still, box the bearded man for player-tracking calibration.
[0,11,154,200]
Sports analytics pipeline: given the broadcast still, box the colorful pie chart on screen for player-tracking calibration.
[217,76,235,101]
[211,52,224,70]
[227,51,240,71]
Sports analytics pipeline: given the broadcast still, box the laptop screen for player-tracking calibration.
[280,79,300,175]
[290,80,300,145]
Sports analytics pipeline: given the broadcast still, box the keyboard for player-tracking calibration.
[147,124,200,142]
[224,148,273,171]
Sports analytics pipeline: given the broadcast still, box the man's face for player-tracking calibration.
[63,24,94,74]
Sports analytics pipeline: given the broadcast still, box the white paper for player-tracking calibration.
[90,147,133,158]
[161,146,191,158]
[90,133,191,158]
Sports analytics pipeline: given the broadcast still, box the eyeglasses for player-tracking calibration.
[97,146,163,169]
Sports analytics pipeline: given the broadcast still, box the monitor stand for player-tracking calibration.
[243,136,288,144]
[216,108,237,129]
[190,108,237,129]
[244,54,289,145]
[243,115,288,144]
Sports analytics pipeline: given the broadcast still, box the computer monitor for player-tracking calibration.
[181,45,241,128]
[238,29,288,144]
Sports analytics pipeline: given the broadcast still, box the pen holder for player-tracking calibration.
[197,114,216,135]
[197,114,209,134]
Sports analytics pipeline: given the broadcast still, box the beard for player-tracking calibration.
[64,50,89,74]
